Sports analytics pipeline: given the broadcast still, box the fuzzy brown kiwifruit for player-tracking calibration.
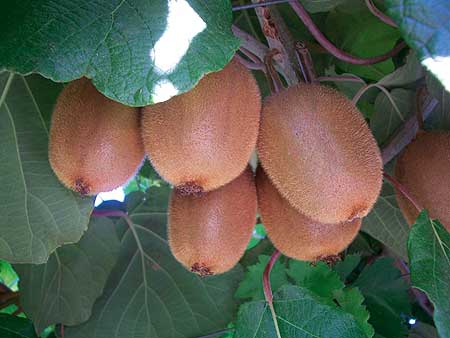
[257,83,382,224]
[141,59,261,194]
[256,166,361,261]
[168,167,257,276]
[49,78,144,195]
[395,131,450,231]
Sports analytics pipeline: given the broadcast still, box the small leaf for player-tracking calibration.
[235,254,287,301]
[0,0,239,106]
[334,254,361,281]
[386,0,450,92]
[0,72,93,264]
[371,88,415,145]
[362,181,409,259]
[408,210,450,338]
[0,314,38,338]
[14,217,120,333]
[65,187,243,338]
[354,257,411,338]
[377,52,425,87]
[234,285,368,338]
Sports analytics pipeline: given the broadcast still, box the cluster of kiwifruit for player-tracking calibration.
[49,57,386,276]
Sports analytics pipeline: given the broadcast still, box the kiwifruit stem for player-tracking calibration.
[289,1,406,65]
[383,173,423,212]
[294,41,316,84]
[364,0,397,28]
[263,249,282,338]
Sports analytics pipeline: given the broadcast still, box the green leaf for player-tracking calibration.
[65,187,243,338]
[377,52,425,87]
[0,261,19,289]
[355,257,411,338]
[246,223,267,250]
[287,261,343,301]
[235,254,287,301]
[0,314,38,338]
[408,210,450,338]
[0,72,93,264]
[386,0,450,92]
[325,8,401,81]
[287,260,374,337]
[14,217,120,333]
[425,72,450,130]
[334,254,361,281]
[362,181,409,259]
[371,88,415,145]
[235,285,369,338]
[0,1,239,106]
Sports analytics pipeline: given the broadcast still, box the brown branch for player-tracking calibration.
[233,0,291,11]
[252,1,300,85]
[365,0,397,28]
[289,0,407,65]
[265,49,284,94]
[381,94,438,164]
[232,25,269,62]
[235,53,265,70]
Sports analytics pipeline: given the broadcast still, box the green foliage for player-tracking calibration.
[354,257,411,338]
[246,223,267,250]
[0,313,38,338]
[235,285,369,338]
[64,189,243,338]
[0,261,19,290]
[408,211,450,338]
[0,73,93,264]
[386,0,450,92]
[362,181,409,259]
[14,217,120,333]
[235,254,287,301]
[333,254,361,281]
[0,1,239,106]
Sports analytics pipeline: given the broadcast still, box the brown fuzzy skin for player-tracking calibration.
[258,83,382,224]
[141,59,261,193]
[49,78,144,195]
[168,167,257,276]
[256,167,361,261]
[395,131,450,231]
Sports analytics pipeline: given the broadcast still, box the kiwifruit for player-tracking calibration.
[395,131,450,231]
[168,167,257,276]
[141,59,261,194]
[256,166,361,261]
[257,83,382,224]
[49,78,144,195]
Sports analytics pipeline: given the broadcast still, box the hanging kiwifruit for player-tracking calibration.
[141,59,261,195]
[168,167,257,276]
[258,83,382,224]
[256,167,361,261]
[49,78,144,195]
[395,131,450,231]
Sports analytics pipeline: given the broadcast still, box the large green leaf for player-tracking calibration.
[354,257,411,338]
[65,189,243,338]
[362,181,409,259]
[409,322,438,338]
[408,211,450,338]
[0,314,38,338]
[386,0,450,92]
[371,88,415,146]
[234,285,368,338]
[0,0,239,106]
[0,72,93,264]
[325,7,401,81]
[14,217,120,333]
